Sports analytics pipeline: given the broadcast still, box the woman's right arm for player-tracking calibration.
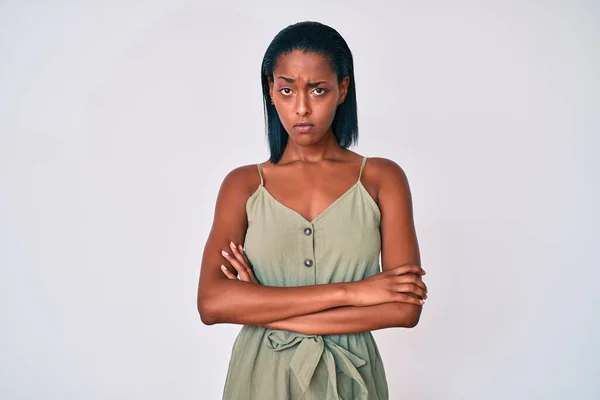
[196,166,425,326]
[197,166,352,326]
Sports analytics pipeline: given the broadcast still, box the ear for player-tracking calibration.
[338,76,350,105]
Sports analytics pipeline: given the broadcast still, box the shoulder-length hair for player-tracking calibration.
[260,21,359,164]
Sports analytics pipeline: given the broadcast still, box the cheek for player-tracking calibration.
[315,99,339,121]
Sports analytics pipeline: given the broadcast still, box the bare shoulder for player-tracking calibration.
[209,163,264,226]
[364,157,411,193]
[218,163,262,198]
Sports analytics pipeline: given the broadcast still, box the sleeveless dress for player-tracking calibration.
[222,157,389,400]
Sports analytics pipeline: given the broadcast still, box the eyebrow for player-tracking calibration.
[277,76,327,88]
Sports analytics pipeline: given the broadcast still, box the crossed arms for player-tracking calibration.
[196,158,426,335]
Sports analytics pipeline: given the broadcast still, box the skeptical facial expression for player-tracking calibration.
[268,50,349,144]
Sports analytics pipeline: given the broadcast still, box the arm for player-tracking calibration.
[262,302,419,335]
[258,158,424,334]
[376,157,423,326]
[197,166,354,326]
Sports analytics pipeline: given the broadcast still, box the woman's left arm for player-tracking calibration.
[260,301,419,335]
[221,158,425,335]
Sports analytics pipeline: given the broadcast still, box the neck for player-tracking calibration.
[278,129,346,164]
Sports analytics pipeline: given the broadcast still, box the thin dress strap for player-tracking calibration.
[256,163,264,186]
[358,156,368,182]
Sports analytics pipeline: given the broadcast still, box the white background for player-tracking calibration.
[1,0,598,399]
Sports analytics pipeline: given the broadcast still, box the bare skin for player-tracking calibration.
[197,50,427,333]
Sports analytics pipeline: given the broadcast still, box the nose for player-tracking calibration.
[295,92,311,116]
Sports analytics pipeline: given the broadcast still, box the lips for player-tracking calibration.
[293,123,314,133]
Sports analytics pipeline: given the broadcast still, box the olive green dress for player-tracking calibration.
[222,157,389,400]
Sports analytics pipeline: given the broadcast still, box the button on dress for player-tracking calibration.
[222,157,389,400]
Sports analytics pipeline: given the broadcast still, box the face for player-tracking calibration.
[268,50,349,145]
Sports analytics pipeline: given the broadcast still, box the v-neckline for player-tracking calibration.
[258,181,362,225]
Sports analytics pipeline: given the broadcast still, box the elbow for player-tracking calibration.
[198,279,232,325]
[198,306,217,326]
[394,303,423,328]
[197,296,221,326]
[403,313,421,328]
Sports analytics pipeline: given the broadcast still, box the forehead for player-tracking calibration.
[273,50,336,81]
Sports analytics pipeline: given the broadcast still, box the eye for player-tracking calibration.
[278,88,293,96]
[313,88,328,96]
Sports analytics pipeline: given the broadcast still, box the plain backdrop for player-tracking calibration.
[1,0,598,399]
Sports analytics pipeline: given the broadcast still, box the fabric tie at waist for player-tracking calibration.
[266,329,368,399]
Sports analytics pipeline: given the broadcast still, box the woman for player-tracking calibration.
[197,21,427,400]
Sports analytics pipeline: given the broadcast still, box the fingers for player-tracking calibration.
[395,283,428,300]
[230,242,260,284]
[221,247,252,282]
[220,242,259,284]
[394,274,427,293]
[389,264,426,276]
[387,264,428,302]
[220,265,237,279]
[393,292,425,306]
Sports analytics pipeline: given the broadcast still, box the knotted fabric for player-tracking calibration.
[266,329,369,399]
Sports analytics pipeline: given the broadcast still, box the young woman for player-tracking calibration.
[197,21,427,400]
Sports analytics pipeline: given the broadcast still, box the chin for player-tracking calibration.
[290,132,323,145]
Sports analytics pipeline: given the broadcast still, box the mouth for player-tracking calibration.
[293,123,315,133]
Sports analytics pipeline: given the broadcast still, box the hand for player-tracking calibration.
[220,241,260,284]
[349,264,428,307]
